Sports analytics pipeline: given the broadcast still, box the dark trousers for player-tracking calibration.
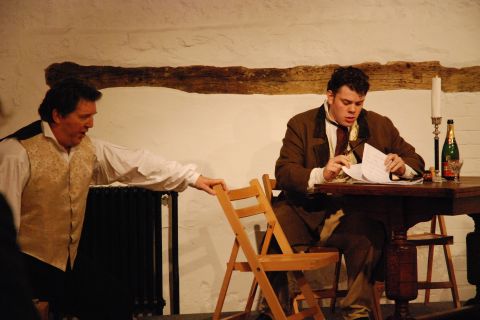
[263,198,386,317]
[22,252,133,320]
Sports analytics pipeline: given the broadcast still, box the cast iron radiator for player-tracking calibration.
[78,186,179,316]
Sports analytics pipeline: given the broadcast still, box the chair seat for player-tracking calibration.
[233,252,339,272]
[306,246,340,254]
[418,280,456,290]
[260,252,340,271]
[407,232,453,246]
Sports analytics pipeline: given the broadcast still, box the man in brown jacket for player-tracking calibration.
[271,66,425,320]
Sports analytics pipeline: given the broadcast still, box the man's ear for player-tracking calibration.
[52,109,62,124]
[326,90,335,105]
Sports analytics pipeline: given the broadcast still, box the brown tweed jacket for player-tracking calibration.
[274,103,425,232]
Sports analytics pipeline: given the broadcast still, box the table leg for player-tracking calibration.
[385,228,418,320]
[466,214,480,306]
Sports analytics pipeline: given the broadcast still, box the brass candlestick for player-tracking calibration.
[432,117,442,182]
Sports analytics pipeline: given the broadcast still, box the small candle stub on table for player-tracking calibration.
[424,169,433,182]
[425,166,442,182]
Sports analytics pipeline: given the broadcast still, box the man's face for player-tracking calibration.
[52,99,96,149]
[326,85,365,127]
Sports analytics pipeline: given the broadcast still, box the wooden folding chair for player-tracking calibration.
[213,179,339,320]
[261,174,383,320]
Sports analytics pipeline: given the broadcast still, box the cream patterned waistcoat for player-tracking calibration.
[19,134,95,271]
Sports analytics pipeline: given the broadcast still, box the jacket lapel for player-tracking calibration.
[351,109,370,161]
[313,105,330,167]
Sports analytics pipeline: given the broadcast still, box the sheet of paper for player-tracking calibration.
[341,143,423,185]
[361,143,391,183]
[342,163,364,181]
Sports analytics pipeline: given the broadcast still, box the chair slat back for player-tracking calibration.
[236,204,265,218]
[214,183,260,264]
[227,185,259,201]
[260,174,297,255]
[262,174,277,202]
[213,179,294,257]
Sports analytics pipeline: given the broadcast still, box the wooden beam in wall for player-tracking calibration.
[45,61,480,94]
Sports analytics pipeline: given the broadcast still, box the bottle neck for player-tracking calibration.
[446,124,455,143]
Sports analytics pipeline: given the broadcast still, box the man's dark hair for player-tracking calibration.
[327,66,370,96]
[38,78,102,123]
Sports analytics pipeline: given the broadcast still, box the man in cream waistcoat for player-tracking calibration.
[0,78,226,319]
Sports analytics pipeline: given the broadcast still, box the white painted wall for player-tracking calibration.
[1,0,479,314]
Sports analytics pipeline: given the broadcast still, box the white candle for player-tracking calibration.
[431,76,442,118]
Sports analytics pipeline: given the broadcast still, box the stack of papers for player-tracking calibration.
[342,143,423,185]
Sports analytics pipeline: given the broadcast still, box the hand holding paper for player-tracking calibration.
[342,143,422,185]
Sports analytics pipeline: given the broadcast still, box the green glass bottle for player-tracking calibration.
[441,119,459,180]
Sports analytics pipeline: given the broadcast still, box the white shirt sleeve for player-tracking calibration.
[307,167,325,191]
[0,138,30,230]
[401,164,417,179]
[91,138,200,192]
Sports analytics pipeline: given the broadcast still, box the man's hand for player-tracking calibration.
[193,175,227,195]
[385,153,406,176]
[323,155,351,182]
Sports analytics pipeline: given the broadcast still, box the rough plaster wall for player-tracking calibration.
[1,0,480,314]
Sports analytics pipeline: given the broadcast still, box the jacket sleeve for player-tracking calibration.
[275,116,313,193]
[370,115,425,175]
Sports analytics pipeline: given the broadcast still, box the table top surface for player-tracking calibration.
[313,176,480,198]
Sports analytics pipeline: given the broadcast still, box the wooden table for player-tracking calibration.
[314,177,480,320]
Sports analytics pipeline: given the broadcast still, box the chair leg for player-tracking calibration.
[245,278,258,313]
[438,216,461,309]
[292,271,325,320]
[371,281,384,320]
[424,216,437,304]
[442,241,461,308]
[292,297,301,314]
[213,241,241,320]
[257,273,288,320]
[330,254,342,313]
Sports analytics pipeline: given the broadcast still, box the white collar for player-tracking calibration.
[323,100,359,142]
[324,100,340,126]
[41,120,74,153]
